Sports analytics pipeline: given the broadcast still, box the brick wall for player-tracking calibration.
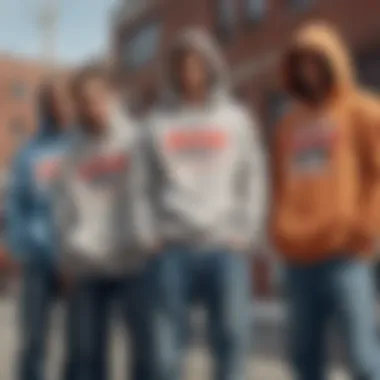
[0,57,46,170]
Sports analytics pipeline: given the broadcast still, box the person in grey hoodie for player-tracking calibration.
[55,66,154,380]
[140,28,268,380]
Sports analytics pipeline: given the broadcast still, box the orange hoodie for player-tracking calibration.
[271,22,380,264]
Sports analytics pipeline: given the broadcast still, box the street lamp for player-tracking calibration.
[37,0,59,70]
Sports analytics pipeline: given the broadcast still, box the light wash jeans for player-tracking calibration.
[286,256,380,380]
[148,245,252,380]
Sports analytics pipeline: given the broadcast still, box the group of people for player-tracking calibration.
[5,21,380,380]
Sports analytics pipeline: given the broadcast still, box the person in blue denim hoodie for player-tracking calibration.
[6,78,74,380]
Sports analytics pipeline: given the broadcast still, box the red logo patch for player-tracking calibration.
[165,129,227,152]
[78,154,129,181]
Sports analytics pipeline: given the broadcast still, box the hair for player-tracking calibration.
[70,64,110,130]
[37,78,65,128]
[38,80,54,120]
[70,64,109,101]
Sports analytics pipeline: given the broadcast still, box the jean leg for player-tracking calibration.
[121,272,156,380]
[17,264,57,380]
[148,248,191,380]
[332,259,380,380]
[202,252,251,380]
[286,265,330,380]
[63,278,112,380]
[374,262,380,297]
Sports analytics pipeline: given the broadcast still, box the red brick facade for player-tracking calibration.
[0,56,48,171]
[0,56,72,172]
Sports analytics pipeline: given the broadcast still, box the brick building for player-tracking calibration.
[0,55,50,172]
[113,0,380,122]
[112,0,380,298]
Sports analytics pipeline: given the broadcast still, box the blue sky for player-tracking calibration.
[0,0,118,65]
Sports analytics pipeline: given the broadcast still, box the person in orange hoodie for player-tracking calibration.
[271,22,380,380]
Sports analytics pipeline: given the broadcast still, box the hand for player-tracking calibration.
[350,228,373,254]
[0,250,14,271]
[140,238,163,256]
[147,241,163,256]
[229,237,247,253]
[59,272,75,296]
[373,238,380,255]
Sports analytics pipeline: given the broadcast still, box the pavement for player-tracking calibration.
[0,297,349,380]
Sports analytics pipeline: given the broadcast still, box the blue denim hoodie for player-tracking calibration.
[6,117,70,266]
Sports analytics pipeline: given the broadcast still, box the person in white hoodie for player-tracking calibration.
[55,66,154,380]
[140,28,268,380]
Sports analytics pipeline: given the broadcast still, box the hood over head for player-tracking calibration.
[281,22,355,103]
[161,27,230,106]
[73,98,133,144]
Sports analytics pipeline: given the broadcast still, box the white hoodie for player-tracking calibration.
[54,102,146,276]
[140,28,268,252]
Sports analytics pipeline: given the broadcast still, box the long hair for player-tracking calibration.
[37,80,58,127]
[70,64,109,130]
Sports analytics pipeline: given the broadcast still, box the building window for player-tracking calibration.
[246,0,266,22]
[290,0,315,10]
[122,21,162,70]
[11,81,26,99]
[216,0,237,41]
[356,49,380,91]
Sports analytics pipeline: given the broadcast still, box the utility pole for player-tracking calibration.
[38,0,59,71]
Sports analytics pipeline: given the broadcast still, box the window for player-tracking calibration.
[10,81,26,99]
[356,49,380,91]
[122,21,162,70]
[216,0,237,40]
[291,0,315,10]
[246,0,266,22]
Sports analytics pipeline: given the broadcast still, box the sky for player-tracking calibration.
[0,0,119,66]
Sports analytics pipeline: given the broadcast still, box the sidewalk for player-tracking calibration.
[0,298,349,380]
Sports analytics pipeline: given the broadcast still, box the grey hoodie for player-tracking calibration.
[140,28,268,252]
[53,102,146,276]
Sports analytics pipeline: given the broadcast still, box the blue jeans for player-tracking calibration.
[64,273,154,380]
[287,257,380,380]
[148,246,252,380]
[17,264,59,380]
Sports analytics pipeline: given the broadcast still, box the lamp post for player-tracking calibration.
[38,0,59,71]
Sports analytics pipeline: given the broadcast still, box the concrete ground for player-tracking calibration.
[0,297,349,380]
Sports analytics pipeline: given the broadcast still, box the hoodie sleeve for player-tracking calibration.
[352,95,380,248]
[50,156,75,251]
[234,110,269,251]
[130,125,160,249]
[5,149,33,260]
